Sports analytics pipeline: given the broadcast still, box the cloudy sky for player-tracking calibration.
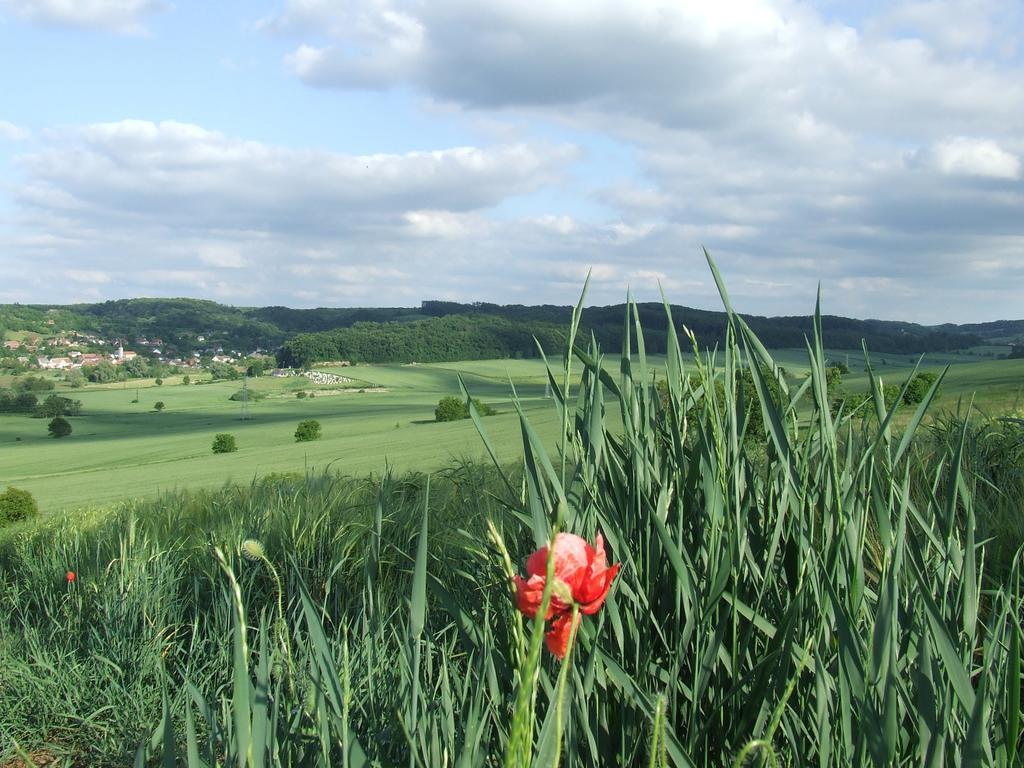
[1,0,1022,322]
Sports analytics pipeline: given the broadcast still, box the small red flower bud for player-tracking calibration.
[66,571,76,583]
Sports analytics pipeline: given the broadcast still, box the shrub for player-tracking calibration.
[155,378,163,386]
[47,416,72,438]
[181,375,191,385]
[294,419,321,442]
[0,486,38,526]
[902,371,940,405]
[212,433,237,454]
[154,401,165,412]
[296,391,307,399]
[229,389,265,402]
[435,395,495,422]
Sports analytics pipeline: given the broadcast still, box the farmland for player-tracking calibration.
[3,347,1022,514]
[3,298,1023,766]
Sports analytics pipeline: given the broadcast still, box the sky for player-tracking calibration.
[0,0,1022,323]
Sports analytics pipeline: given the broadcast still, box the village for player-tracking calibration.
[2,329,264,374]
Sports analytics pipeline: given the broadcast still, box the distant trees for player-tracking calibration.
[154,401,165,412]
[209,362,240,381]
[0,391,38,414]
[35,394,82,419]
[435,396,495,422]
[48,416,72,438]
[278,315,566,367]
[294,419,321,442]
[212,433,237,453]
[15,376,55,392]
[0,486,38,526]
[85,361,119,383]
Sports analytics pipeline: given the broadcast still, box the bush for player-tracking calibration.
[229,388,265,402]
[294,419,321,442]
[212,433,237,454]
[435,396,495,422]
[0,486,38,526]
[47,416,72,438]
[182,375,191,385]
[902,371,940,405]
[296,391,307,399]
[155,378,163,386]
[154,401,165,412]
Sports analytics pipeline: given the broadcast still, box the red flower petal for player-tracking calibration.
[580,562,619,615]
[544,611,581,660]
[514,574,549,619]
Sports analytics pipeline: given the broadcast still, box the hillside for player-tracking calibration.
[2,296,1015,364]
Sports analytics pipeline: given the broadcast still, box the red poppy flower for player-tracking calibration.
[66,571,76,583]
[513,532,620,659]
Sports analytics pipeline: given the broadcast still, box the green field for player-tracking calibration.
[3,350,1021,514]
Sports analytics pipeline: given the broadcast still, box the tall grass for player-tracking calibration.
[2,255,1022,766]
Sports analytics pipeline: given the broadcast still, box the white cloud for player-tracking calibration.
[17,120,578,232]
[64,269,110,283]
[0,0,165,33]
[928,136,1021,179]
[0,120,30,141]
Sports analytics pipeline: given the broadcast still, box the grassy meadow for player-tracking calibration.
[3,346,1021,515]
[2,273,1024,766]
[0,360,575,512]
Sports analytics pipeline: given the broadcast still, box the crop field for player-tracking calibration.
[3,347,1021,514]
[3,295,1024,767]
[0,363,565,513]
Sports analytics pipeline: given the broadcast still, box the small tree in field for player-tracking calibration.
[154,401,165,412]
[294,419,321,442]
[0,486,38,526]
[212,433,237,453]
[435,395,495,422]
[155,378,163,386]
[48,416,72,438]
[182,375,191,385]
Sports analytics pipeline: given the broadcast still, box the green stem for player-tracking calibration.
[551,604,581,768]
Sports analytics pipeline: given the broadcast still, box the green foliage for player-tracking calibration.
[209,361,240,380]
[35,394,81,419]
[434,395,496,422]
[153,401,165,412]
[47,416,71,438]
[0,390,38,414]
[211,433,237,454]
[228,388,265,402]
[15,375,55,392]
[246,358,269,377]
[0,486,38,526]
[154,378,163,386]
[278,314,566,367]
[85,361,119,383]
[2,267,1023,767]
[294,419,321,442]
[902,370,940,405]
[295,390,307,399]
[827,360,850,375]
[181,374,190,385]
